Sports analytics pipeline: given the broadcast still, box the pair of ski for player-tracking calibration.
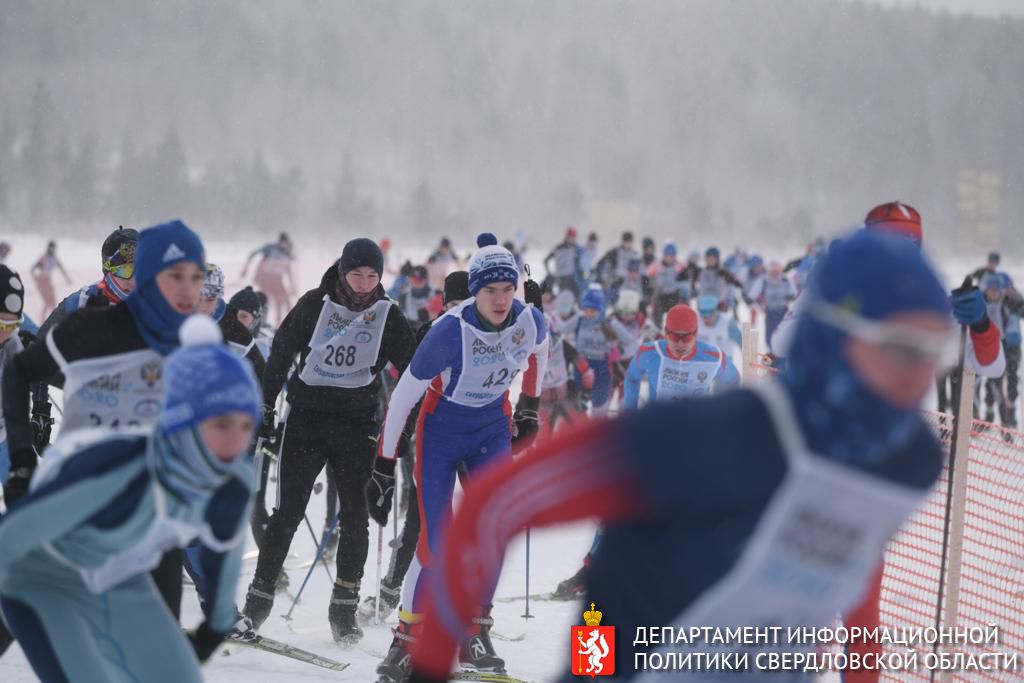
[224,631,530,681]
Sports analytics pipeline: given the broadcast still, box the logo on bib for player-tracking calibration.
[698,371,708,382]
[512,327,525,345]
[362,310,377,324]
[140,362,162,388]
[355,331,372,344]
[134,398,161,418]
[571,603,615,677]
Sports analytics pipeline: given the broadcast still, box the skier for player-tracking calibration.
[241,238,415,644]
[426,237,459,291]
[697,294,742,359]
[543,227,584,296]
[623,303,739,410]
[366,233,547,681]
[565,287,615,416]
[358,271,472,624]
[0,315,261,683]
[397,265,438,333]
[240,232,295,325]
[595,231,640,288]
[978,273,1023,429]
[0,266,35,486]
[405,229,956,682]
[30,240,72,320]
[579,231,600,282]
[676,249,702,303]
[36,226,138,341]
[1,219,207,622]
[750,259,796,352]
[696,247,744,305]
[648,242,683,326]
[196,263,227,319]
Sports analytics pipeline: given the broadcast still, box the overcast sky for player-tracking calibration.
[874,0,1024,16]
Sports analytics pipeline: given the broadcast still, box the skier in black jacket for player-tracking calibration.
[242,238,416,644]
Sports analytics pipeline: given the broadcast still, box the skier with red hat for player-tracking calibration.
[623,303,739,409]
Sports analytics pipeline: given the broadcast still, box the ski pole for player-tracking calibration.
[374,525,385,623]
[303,514,334,584]
[524,528,532,618]
[282,513,340,622]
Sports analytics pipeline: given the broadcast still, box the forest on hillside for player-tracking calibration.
[1,0,1021,253]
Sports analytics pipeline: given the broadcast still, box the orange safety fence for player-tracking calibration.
[746,358,1024,681]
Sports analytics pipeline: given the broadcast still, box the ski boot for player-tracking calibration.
[242,578,276,631]
[376,620,417,683]
[459,607,505,673]
[358,578,402,624]
[552,564,588,600]
[227,614,257,642]
[328,580,364,644]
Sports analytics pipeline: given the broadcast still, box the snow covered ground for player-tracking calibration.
[0,230,1000,681]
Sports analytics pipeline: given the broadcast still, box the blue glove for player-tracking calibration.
[1006,331,1022,348]
[951,278,986,327]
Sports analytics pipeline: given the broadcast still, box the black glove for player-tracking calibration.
[364,457,396,526]
[512,394,540,447]
[257,405,278,445]
[30,405,54,455]
[523,278,543,308]
[3,458,35,506]
[187,621,226,663]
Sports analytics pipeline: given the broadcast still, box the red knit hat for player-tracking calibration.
[665,304,698,335]
[864,201,923,246]
[566,226,578,240]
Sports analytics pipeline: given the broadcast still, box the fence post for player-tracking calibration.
[741,322,755,384]
[936,364,976,683]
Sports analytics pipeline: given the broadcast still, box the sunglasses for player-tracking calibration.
[103,243,136,280]
[666,330,695,342]
[808,301,951,366]
[0,316,23,333]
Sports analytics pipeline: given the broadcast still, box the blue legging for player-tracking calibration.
[578,357,612,409]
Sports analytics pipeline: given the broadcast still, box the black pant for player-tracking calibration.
[253,407,377,590]
[250,451,272,549]
[151,548,184,620]
[386,468,420,589]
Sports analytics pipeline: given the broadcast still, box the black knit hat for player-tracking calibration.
[0,265,25,317]
[338,238,384,276]
[443,270,470,305]
[229,286,263,317]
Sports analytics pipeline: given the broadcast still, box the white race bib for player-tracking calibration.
[298,297,390,388]
[654,344,721,400]
[52,334,166,433]
[449,300,539,407]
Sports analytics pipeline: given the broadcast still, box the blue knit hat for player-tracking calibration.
[468,233,519,295]
[580,286,605,312]
[160,316,262,434]
[133,219,205,289]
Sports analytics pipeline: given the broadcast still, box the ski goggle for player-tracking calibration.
[0,316,23,333]
[103,242,136,280]
[808,301,951,366]
[666,330,696,342]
